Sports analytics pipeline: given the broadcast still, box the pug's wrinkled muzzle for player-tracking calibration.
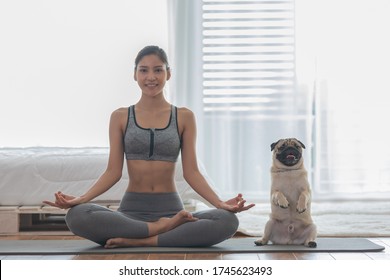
[276,147,301,166]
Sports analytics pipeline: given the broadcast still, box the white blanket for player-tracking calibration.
[194,200,390,237]
[237,201,390,237]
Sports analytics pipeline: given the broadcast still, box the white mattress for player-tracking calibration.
[0,147,214,206]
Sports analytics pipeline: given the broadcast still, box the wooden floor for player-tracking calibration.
[1,233,390,260]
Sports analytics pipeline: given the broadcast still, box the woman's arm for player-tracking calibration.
[43,108,126,208]
[78,108,125,202]
[179,108,222,207]
[179,108,254,212]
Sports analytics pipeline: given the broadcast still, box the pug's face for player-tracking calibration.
[271,138,306,167]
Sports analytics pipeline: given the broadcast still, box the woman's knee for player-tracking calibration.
[199,208,239,237]
[65,203,97,231]
[194,208,239,233]
[217,209,239,234]
[205,209,239,245]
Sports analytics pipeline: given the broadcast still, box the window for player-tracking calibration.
[200,0,311,199]
[203,0,296,114]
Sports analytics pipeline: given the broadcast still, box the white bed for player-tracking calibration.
[0,147,215,206]
[0,147,215,233]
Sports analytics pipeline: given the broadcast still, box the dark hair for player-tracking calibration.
[134,45,170,70]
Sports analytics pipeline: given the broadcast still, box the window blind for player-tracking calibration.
[200,0,307,198]
[202,0,296,116]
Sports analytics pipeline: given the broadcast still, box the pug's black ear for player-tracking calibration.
[296,139,306,149]
[271,140,280,151]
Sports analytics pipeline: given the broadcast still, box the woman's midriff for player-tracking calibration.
[125,160,177,193]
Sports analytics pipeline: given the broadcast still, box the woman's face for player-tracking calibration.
[134,54,171,97]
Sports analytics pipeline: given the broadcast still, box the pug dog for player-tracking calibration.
[255,138,317,248]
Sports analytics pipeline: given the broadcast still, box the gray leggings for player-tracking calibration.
[65,192,239,247]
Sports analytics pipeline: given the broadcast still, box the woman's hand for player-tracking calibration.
[43,192,82,209]
[219,193,255,213]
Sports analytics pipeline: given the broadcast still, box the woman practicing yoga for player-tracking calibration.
[44,45,255,248]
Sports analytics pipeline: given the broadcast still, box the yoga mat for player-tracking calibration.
[0,238,384,255]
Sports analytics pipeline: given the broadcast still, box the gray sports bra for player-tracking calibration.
[123,105,181,162]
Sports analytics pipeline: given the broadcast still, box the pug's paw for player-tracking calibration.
[296,203,307,213]
[254,239,267,246]
[277,197,289,209]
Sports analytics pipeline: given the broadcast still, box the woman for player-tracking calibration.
[44,45,254,248]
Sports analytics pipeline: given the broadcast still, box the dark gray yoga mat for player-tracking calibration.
[0,238,384,255]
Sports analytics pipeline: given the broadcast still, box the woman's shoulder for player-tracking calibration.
[109,107,129,123]
[176,106,194,115]
[112,107,129,115]
[177,107,195,124]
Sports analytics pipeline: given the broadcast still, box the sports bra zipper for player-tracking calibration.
[149,128,155,158]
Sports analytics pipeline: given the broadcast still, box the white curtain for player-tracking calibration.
[166,0,206,160]
[296,0,390,199]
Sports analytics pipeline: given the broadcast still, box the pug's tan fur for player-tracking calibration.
[255,138,317,247]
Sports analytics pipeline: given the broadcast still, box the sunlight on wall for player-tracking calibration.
[0,0,168,147]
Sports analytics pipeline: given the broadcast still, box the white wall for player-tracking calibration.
[0,0,168,147]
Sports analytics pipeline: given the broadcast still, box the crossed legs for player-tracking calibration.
[65,204,238,248]
[105,210,198,248]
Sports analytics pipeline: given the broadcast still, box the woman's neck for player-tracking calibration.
[136,95,170,111]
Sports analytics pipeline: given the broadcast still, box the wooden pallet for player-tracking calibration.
[0,204,119,234]
[0,201,196,234]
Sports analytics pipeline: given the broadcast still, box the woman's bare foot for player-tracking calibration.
[104,210,198,248]
[148,210,198,236]
[105,236,157,248]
